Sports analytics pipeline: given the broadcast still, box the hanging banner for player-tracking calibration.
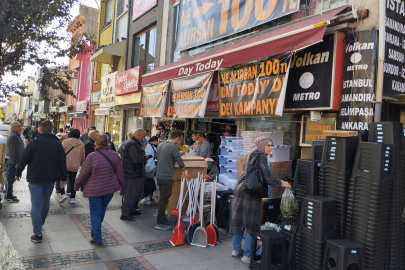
[206,84,219,111]
[175,0,300,52]
[115,66,142,96]
[383,1,405,98]
[140,81,169,117]
[285,33,337,110]
[338,31,377,132]
[218,54,291,118]
[167,72,213,118]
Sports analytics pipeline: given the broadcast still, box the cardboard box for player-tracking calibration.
[323,130,358,137]
[269,161,292,198]
[168,157,207,215]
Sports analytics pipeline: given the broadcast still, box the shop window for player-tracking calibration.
[104,0,113,26]
[116,0,127,17]
[133,26,157,73]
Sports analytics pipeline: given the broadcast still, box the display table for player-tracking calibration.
[167,156,207,215]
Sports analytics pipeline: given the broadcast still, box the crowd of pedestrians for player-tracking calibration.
[3,121,192,245]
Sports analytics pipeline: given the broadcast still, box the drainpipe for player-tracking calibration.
[374,0,385,122]
[159,0,170,66]
[124,0,132,71]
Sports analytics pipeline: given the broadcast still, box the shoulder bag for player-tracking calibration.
[242,154,268,198]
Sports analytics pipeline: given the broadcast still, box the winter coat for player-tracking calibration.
[80,132,89,143]
[122,137,146,180]
[15,133,67,183]
[84,138,95,158]
[6,131,25,165]
[62,138,85,172]
[74,147,124,197]
[230,150,282,235]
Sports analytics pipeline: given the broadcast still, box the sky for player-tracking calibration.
[1,0,100,87]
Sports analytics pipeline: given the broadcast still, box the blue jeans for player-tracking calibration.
[88,194,114,243]
[28,182,55,235]
[6,164,16,199]
[233,230,254,257]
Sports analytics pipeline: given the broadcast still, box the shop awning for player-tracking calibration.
[90,41,126,64]
[142,7,347,85]
[95,107,111,116]
[69,112,85,119]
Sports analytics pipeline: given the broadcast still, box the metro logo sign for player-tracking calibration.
[176,0,300,51]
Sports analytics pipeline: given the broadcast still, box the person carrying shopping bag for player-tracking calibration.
[74,135,124,246]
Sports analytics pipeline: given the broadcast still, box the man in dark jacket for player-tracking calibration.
[80,126,96,143]
[120,128,150,221]
[15,120,67,243]
[5,122,24,202]
[84,130,97,158]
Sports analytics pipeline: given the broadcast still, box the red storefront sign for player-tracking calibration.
[133,0,157,21]
[115,66,143,96]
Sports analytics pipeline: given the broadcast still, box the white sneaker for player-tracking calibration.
[69,198,76,204]
[231,250,242,257]
[241,256,251,264]
[140,198,151,205]
[59,194,69,203]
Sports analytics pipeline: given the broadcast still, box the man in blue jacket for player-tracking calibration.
[15,120,67,243]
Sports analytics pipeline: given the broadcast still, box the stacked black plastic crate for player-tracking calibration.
[294,196,338,270]
[345,142,394,270]
[368,122,405,269]
[318,136,359,238]
[215,190,233,231]
[293,159,320,207]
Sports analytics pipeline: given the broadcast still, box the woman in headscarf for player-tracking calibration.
[104,132,117,152]
[230,136,292,264]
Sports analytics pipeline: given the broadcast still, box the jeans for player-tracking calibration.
[233,230,254,257]
[28,182,55,235]
[60,172,76,197]
[6,164,16,199]
[156,179,173,224]
[60,173,71,195]
[88,194,114,243]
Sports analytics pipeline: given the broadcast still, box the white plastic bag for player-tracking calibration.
[280,188,299,218]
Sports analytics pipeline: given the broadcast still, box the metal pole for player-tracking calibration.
[374,0,386,122]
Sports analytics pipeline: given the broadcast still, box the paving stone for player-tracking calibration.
[75,214,120,247]
[65,200,83,208]
[113,257,146,270]
[22,252,100,269]
[95,245,140,261]
[106,206,122,211]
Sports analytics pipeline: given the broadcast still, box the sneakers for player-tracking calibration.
[90,239,102,246]
[154,223,173,231]
[120,215,136,221]
[31,234,42,243]
[140,198,151,205]
[55,189,61,194]
[241,256,251,264]
[59,194,69,203]
[231,250,242,257]
[69,198,76,204]
[6,197,19,203]
[66,188,71,194]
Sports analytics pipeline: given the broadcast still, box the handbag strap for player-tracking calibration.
[98,151,116,173]
[65,146,75,155]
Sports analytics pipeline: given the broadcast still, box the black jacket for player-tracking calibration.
[16,133,67,183]
[122,137,146,180]
[84,138,95,158]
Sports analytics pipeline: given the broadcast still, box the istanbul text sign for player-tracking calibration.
[176,0,300,51]
[218,56,289,117]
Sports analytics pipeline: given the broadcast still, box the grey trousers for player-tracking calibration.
[122,178,145,216]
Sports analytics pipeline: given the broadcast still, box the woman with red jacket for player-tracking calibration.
[74,135,124,246]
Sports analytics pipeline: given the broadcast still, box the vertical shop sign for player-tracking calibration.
[175,0,300,51]
[218,55,291,117]
[140,81,169,117]
[383,1,405,97]
[338,31,376,132]
[100,72,117,108]
[167,72,213,118]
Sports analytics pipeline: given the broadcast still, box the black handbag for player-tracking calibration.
[144,178,156,196]
[242,154,268,198]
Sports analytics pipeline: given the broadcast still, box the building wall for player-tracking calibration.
[348,0,379,31]
[126,0,164,71]
[100,25,114,46]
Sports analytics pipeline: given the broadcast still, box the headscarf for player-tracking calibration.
[70,129,80,139]
[242,136,272,170]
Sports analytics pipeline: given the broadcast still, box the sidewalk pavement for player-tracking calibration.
[0,173,247,270]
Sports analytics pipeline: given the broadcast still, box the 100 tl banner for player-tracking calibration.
[218,55,290,117]
[168,72,213,118]
[140,81,169,117]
